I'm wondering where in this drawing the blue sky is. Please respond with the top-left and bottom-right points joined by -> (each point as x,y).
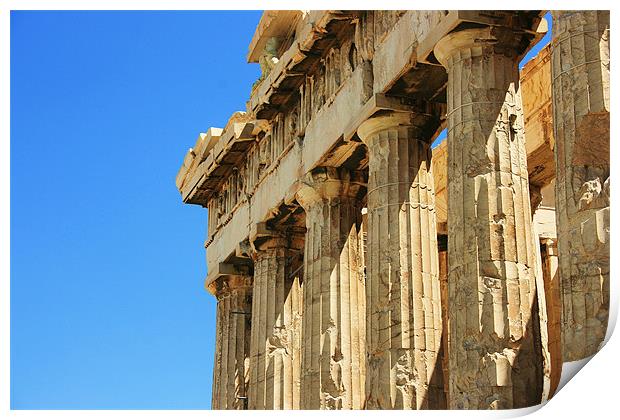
11,10 -> 262,409
10,11 -> 550,409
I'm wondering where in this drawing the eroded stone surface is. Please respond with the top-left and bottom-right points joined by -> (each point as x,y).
551,10 -> 610,362
357,113 -> 445,409
434,27 -> 544,409
248,237 -> 303,409
211,276 -> 253,409
295,167 -> 367,409
175,10 -> 609,411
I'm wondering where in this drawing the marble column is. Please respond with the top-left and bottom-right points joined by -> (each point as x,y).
295,167 -> 366,409
539,238 -> 562,398
248,236 -> 303,409
551,10 -> 610,361
211,276 -> 253,409
357,112 -> 444,409
438,235 -> 449,404
434,27 -> 544,409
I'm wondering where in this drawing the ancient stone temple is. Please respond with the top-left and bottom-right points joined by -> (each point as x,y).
175,10 -> 610,410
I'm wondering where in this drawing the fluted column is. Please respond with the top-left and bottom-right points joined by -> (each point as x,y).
434,27 -> 544,409
248,236 -> 303,409
551,11 -> 610,361
295,167 -> 366,409
211,275 -> 252,409
438,235 -> 449,404
357,112 -> 444,409
539,238 -> 561,398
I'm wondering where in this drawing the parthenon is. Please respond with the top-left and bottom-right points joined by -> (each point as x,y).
175,10 -> 610,410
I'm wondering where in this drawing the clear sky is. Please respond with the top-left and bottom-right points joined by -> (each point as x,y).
10,10 -> 549,409
11,10 -> 262,409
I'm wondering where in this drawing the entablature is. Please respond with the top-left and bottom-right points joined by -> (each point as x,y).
175,128 -> 222,194
248,11 -> 408,122
521,43 -> 555,189
247,10 -> 303,65
176,113 -> 267,207
417,10 -> 548,65
175,9 -> 553,296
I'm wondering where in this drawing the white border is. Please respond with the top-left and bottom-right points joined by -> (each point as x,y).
2,1 -> 618,419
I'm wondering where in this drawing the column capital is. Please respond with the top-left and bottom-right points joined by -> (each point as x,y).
357,111 -> 433,145
210,274 -> 252,299
205,261 -> 253,296
295,166 -> 366,211
434,27 -> 522,68
249,221 -> 304,257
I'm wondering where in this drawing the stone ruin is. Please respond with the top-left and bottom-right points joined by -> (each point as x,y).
175,10 -> 610,410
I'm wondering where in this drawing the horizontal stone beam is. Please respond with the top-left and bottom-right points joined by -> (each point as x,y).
417,10 -> 547,65
204,262 -> 252,296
